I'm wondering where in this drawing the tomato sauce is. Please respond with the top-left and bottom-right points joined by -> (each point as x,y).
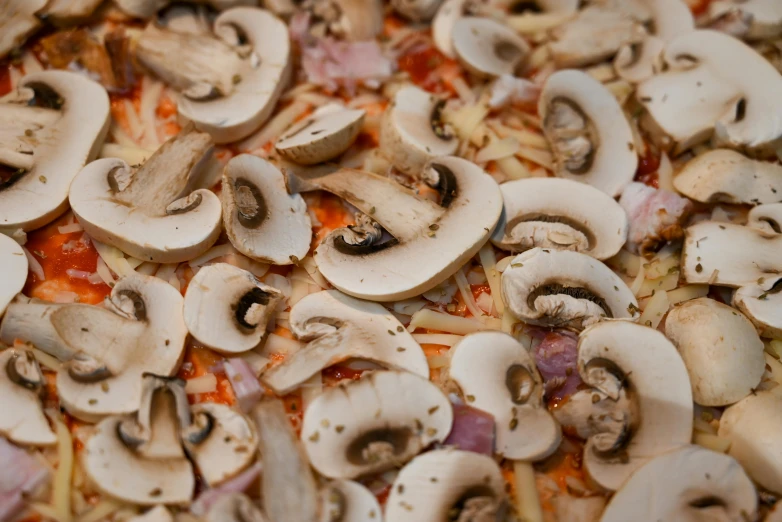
178,342 -> 236,406
0,63 -> 12,97
634,146 -> 661,188
397,45 -> 462,94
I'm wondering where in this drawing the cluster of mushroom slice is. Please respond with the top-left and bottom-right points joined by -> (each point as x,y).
276,105 -> 366,166
0,347 -> 56,446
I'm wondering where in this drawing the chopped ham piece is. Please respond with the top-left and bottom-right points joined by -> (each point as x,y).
532,329 -> 581,400
0,437 -> 51,522
619,182 -> 692,255
443,402 -> 496,455
488,74 -> 541,109
301,38 -> 394,91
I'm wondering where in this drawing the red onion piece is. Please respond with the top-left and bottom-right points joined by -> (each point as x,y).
190,462 -> 262,516
301,38 -> 393,92
0,437 -> 51,522
443,403 -> 495,456
533,330 -> 582,400
224,358 -> 264,413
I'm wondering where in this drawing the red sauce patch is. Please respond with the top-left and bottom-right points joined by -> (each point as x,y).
178,342 -> 236,406
397,45 -> 461,94
322,365 -> 366,385
634,147 -> 661,188
0,63 -> 12,97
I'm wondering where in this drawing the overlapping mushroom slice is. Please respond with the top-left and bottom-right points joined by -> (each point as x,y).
734,276 -> 782,339
0,234 -> 26,317
490,177 -> 628,258
0,348 -> 56,446
501,248 -> 639,329
136,7 -> 291,143
42,0 -> 104,22
116,0 -> 255,18
749,203 -> 782,234
0,71 -> 109,231
286,157 -> 502,300
385,449 -> 508,522
276,107 -> 366,165
261,290 -> 428,394
600,445 -> 757,521
0,0 -> 47,60
127,506 -> 173,522
205,494 -> 266,522
709,0 -> 782,40
391,0 -> 442,22
319,479 -> 382,522
447,332 -> 560,460
221,154 -> 311,265
83,375 -> 258,506
552,321 -> 693,491
451,17 -> 530,78
70,125 -> 222,264
539,70 -> 638,197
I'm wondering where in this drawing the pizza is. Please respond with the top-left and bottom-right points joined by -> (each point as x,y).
1,0 -> 782,521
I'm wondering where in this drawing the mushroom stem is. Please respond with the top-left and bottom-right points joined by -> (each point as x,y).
0,104 -> 60,171
0,300 -> 74,362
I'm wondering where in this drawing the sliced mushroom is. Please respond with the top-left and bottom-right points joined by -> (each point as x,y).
116,0 -> 256,19
647,0 -> 695,42
769,504 -> 782,522
286,157 -> 502,301
734,277 -> 782,338
127,506 -> 173,522
276,108 -> 365,165
709,0 -> 782,40
379,86 -> 458,176
451,17 -> 530,79
0,0 -> 46,60
319,480 -> 382,522
501,248 -> 639,330
749,202 -> 782,234
42,0 -> 104,22
0,235 -> 26,317
262,290 -> 427,394
432,0 -> 469,59
385,449 -> 507,522
0,71 -> 110,231
206,494 -> 266,522
0,297 -> 73,362
391,0 -> 442,22
665,297 -> 765,406
70,125 -> 222,264
491,177 -> 628,259
308,0 -> 385,41
447,331 -> 560,460
0,348 -> 56,446
540,70 -> 638,197
600,445 -> 757,521
553,321 -> 693,491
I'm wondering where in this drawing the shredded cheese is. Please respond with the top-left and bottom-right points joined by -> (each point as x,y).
95,257 -> 116,286
638,289 -> 669,329
513,460 -> 544,522
609,249 -> 642,277
629,257 -> 646,296
23,247 -> 45,280
53,418 -> 74,522
188,243 -> 237,267
427,354 -> 449,369
407,309 -> 485,335
488,121 -> 549,150
185,374 -> 218,394
289,268 -> 311,306
515,146 -> 553,170
476,137 -> 521,163
30,503 -> 65,522
412,333 -> 464,346
693,432 -> 731,453
135,262 -> 159,276
638,272 -> 679,298
454,270 -> 485,319
496,155 -> 531,180
92,240 -> 134,277
75,499 -> 122,522
667,285 -> 709,305
139,76 -> 164,149
31,347 -> 60,370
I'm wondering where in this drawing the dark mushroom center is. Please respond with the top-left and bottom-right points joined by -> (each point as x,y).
528,282 -> 612,318
334,213 -> 399,256
430,100 -> 453,141
447,486 -> 504,522
494,40 -> 522,63
505,364 -> 535,404
6,351 -> 44,393
505,213 -> 595,248
68,353 -> 113,383
323,487 -> 348,522
234,177 -> 268,229
346,428 -> 412,466
117,289 -> 148,321
26,82 -> 65,110
425,163 -> 458,209
235,287 -> 274,329
583,358 -> 637,459
0,167 -> 28,192
509,0 -> 541,14
544,97 -> 597,175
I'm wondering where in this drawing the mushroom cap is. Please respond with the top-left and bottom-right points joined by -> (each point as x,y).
614,35 -> 665,84
206,494 -> 266,522
0,234 -> 27,316
647,0 -> 694,42
384,449 -> 506,522
0,348 -> 56,446
432,0 -> 467,59
539,69 -> 638,197
451,17 -> 530,79
0,71 -> 110,231
319,480 -> 382,522
127,505 -> 173,522
501,247 -> 639,330
43,0 -> 104,22
0,298 -> 74,362
0,0 -> 46,60
748,203 -> 782,234
115,0 -> 256,18
490,177 -> 628,259
331,0 -> 384,41
448,331 -> 561,460
600,445 -> 757,522
665,297 -> 765,406
390,0 -> 441,22
275,108 -> 365,165
221,154 -> 312,265
709,0 -> 782,40
262,290 -> 428,394
734,276 -> 782,338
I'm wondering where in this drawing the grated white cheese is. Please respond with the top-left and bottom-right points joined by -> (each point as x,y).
454,269 -> 484,319
667,285 -> 709,305
412,333 -> 463,347
513,460 -> 544,522
407,309 -> 485,335
475,137 -> 521,164
92,240 -> 134,278
23,247 -> 45,280
185,374 -> 217,394
188,243 -> 237,267
638,289 -> 669,329
479,245 -> 505,315
53,418 -> 73,522
57,223 -> 83,235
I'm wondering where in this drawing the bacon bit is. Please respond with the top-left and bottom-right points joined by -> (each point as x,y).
532,330 -> 582,402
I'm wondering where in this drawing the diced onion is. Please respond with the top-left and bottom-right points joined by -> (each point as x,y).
609,249 -> 642,277
225,358 -> 264,413
475,137 -> 520,163
57,223 -> 83,234
629,257 -> 646,296
638,272 -> 679,298
638,289 -> 669,329
693,432 -> 731,453
644,253 -> 679,279
667,285 -> 709,305
448,103 -> 490,143
23,247 -> 45,280
53,418 -> 73,522
412,333 -> 463,346
185,374 -> 218,394
407,309 -> 484,335
479,245 -> 505,315
513,460 -> 544,522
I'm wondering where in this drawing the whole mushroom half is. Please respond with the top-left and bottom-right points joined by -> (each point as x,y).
319,479 -> 382,522
0,348 -> 56,446
665,297 -> 765,407
734,276 -> 782,339
286,157 -> 502,301
539,70 -> 638,197
136,7 -> 291,143
69,125 -> 222,264
261,290 -> 428,394
447,331 -> 561,460
501,248 -> 639,330
0,71 -> 110,231
276,107 -> 366,166
451,17 -> 530,79
0,234 -> 26,316
490,177 -> 628,259
553,321 -> 693,491
709,0 -> 782,40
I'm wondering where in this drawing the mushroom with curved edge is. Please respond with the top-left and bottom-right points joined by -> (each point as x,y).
391,0 -> 442,22
552,321 -> 693,491
136,7 -> 292,143
379,86 -> 458,176
709,0 -> 782,40
309,0 -> 385,41
206,494 -> 266,522
674,149 -> 782,205
385,449 -> 508,522
276,107 -> 365,165
69,125 -> 222,264
501,248 -> 639,330
319,480 -> 382,522
115,0 -> 256,19
451,17 -> 530,79
0,234 -> 26,317
261,290 -> 428,394
539,70 -> 638,197
719,391 -> 782,495
184,263 -> 283,354
432,0 -> 468,59
447,331 -> 560,461
221,154 -> 312,265
600,445 -> 757,522
734,276 -> 782,338
0,0 -> 46,60
285,157 -> 503,301
127,506 -> 173,522
0,71 -> 110,231
42,0 -> 104,22
665,297 -> 764,407
490,177 -> 628,259
749,203 -> 782,234
0,348 -> 56,446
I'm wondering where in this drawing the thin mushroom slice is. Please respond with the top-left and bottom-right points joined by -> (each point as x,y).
501,248 -> 639,330
206,494 -> 267,522
432,0 -> 469,58
127,506 -> 173,522
0,348 -> 56,446
0,71 -> 110,231
539,70 -> 638,197
261,290 -> 428,394
286,157 -> 502,301
451,17 -> 530,79
0,0 -> 47,60
749,203 -> 782,234
385,449 -> 507,522
41,0 -> 104,22
490,177 -> 628,259
553,321 -> 693,491
734,276 -> 782,338
116,0 -> 256,18
600,445 -> 757,522
319,480 -> 382,522
391,0 -> 442,22
709,0 -> 782,40
184,263 -> 283,354
276,108 -> 365,165
302,370 -> 453,479
0,234 -> 26,317
447,331 -> 560,461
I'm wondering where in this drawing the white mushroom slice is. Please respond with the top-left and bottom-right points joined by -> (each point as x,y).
262,290 -> 428,394
647,0 -> 695,42
710,0 -> 782,40
491,177 -> 628,259
320,0 -> 384,41
0,0 -> 46,60
734,277 -> 782,339
0,234 -> 26,317
276,109 -> 365,165
452,17 -> 530,79
665,298 -> 764,406
206,494 -> 266,522
115,0 -> 256,19
614,36 -> 665,84
379,86 -> 458,176
70,125 -> 222,264
385,449 -> 507,522
0,349 -> 56,446
749,203 -> 782,234
0,71 -> 109,231
432,0 -> 468,59
127,506 -> 173,522
221,154 -> 311,265
0,298 -> 73,362
42,0 -> 104,22
600,445 -> 757,522
319,480 -> 382,522
184,263 -> 282,354
539,70 -> 638,197
447,331 -> 560,460
769,504 -> 782,522
501,248 -> 639,330
674,149 -> 782,205
391,0 -> 442,22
